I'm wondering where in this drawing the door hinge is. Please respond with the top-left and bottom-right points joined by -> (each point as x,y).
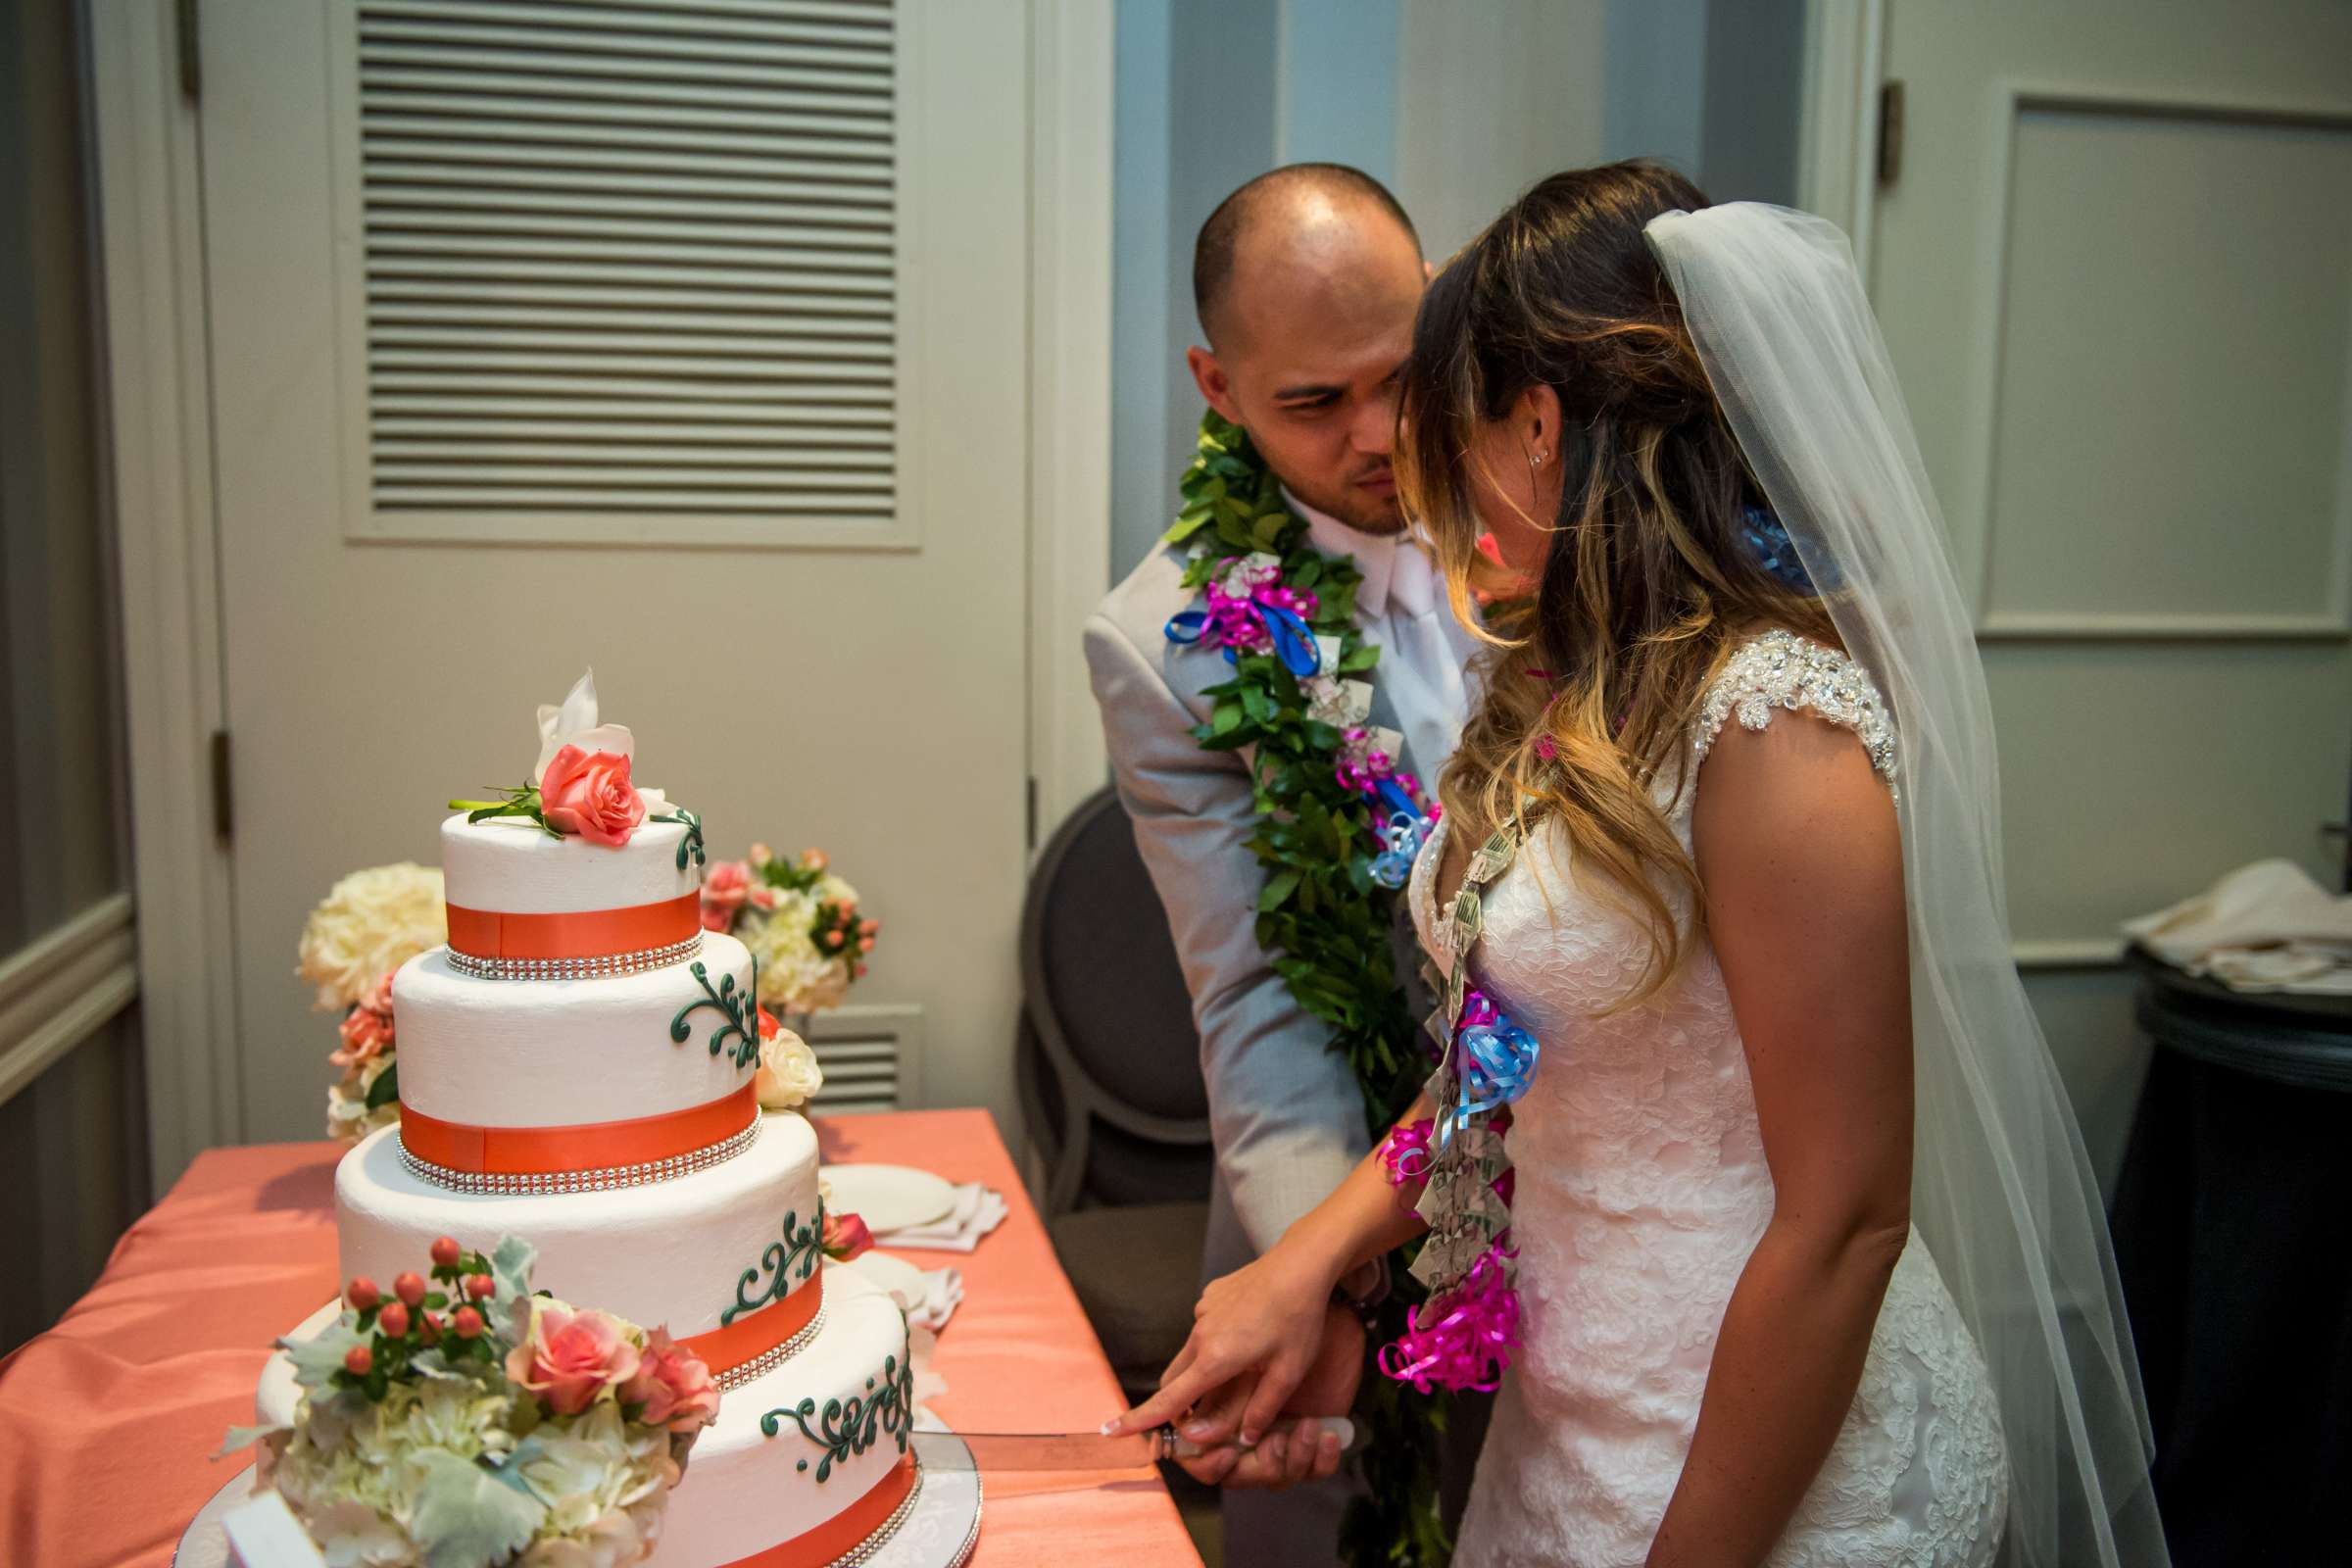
209,728 -> 232,842
1025,776 -> 1040,850
176,0 -> 201,102
1876,79 -> 1905,186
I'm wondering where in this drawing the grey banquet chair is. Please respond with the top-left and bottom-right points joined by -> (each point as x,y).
1016,785 -> 1214,1401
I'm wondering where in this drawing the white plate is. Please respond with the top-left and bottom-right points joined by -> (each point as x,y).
821,1163 -> 957,1233
840,1250 -> 929,1309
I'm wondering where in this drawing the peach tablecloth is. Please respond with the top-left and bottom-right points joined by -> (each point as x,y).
0,1107 -> 1200,1568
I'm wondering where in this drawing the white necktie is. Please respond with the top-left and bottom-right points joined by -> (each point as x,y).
1377,544 -> 1471,784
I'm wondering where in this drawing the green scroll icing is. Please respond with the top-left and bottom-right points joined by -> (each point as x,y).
671,958 -> 760,1068
759,1343 -> 915,1481
720,1201 -> 824,1328
651,808 -> 706,872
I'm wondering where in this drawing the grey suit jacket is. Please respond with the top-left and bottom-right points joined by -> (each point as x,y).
1085,542 -> 1458,1279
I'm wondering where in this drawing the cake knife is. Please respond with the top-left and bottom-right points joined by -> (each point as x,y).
912,1417 -> 1355,1471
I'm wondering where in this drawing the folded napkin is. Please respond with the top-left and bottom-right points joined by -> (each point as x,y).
908,1322 -> 950,1406
2122,858 -> 2352,995
904,1264 -> 964,1330
843,1255 -> 963,1331
871,1182 -> 1007,1252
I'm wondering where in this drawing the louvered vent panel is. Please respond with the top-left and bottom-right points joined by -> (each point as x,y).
355,0 -> 897,517
805,1004 -> 920,1114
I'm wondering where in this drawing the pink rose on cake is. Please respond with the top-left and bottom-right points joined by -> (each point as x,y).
538,744 -> 647,848
701,858 -> 753,931
620,1327 -> 720,1434
507,1299 -> 643,1416
822,1210 -> 873,1262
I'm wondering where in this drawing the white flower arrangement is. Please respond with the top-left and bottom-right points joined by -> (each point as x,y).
298,863 -> 447,1011
699,847 -> 880,1021
300,863 -> 446,1144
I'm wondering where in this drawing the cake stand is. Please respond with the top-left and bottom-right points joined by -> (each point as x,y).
176,1408 -> 982,1568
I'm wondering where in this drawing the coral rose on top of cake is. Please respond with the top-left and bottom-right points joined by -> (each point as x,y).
226,1235 -> 713,1568
701,845 -> 881,1024
299,861 -> 447,1144
449,671 -> 691,851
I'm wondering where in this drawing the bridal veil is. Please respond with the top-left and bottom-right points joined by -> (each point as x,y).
1646,203 -> 2169,1567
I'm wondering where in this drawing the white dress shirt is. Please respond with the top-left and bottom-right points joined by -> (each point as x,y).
1293,493 -> 1481,785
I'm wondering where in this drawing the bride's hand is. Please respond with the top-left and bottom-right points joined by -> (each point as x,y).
1105,1239 -> 1344,1451
1167,1300 -> 1362,1489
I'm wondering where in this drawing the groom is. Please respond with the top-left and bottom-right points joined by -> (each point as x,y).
1084,165 -> 1478,1561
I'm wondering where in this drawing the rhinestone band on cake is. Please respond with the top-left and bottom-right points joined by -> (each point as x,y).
715,1303 -> 831,1393
394,1117 -> 760,1195
445,931 -> 704,981
825,1461 -> 928,1568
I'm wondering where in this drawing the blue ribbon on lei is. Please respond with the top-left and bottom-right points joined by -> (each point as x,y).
1163,601 -> 1321,678
1456,1016 -> 1541,1123
1367,808 -> 1432,890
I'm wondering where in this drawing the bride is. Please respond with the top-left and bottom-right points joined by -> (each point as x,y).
1110,165 -> 2167,1566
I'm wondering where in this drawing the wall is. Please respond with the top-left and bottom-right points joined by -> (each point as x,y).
1396,0 -> 1606,261
0,0 -> 148,1353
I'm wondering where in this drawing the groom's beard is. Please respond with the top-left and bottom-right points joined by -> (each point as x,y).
1286,460 -> 1406,535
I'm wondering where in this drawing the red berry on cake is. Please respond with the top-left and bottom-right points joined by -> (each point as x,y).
430,1236 -> 462,1268
343,1345 -> 372,1375
346,1276 -> 378,1310
377,1300 -> 410,1337
418,1311 -> 442,1344
454,1304 -> 484,1339
393,1271 -> 426,1306
466,1273 -> 494,1300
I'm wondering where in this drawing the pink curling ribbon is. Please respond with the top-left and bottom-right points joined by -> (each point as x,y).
1337,726 -> 1430,827
1379,1119 -> 1435,1188
1165,555 -> 1322,670
1379,1241 -> 1521,1394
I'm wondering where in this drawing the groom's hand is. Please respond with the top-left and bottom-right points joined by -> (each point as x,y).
1174,1302 -> 1363,1490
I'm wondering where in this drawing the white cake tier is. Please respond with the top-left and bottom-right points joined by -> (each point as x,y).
390,934 -> 757,1133
339,1114 -> 821,1348
256,1266 -> 918,1568
649,1267 -> 919,1568
441,808 -> 701,916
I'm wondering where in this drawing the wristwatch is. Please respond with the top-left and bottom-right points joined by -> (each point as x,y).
1332,1256 -> 1390,1327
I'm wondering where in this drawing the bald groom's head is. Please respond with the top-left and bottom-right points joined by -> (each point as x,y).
1185,165 -> 1425,532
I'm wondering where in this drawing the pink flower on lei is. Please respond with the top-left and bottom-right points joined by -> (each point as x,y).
702,859 -> 753,931
619,1326 -> 719,1433
329,972 -> 397,1070
538,744 -> 646,848
505,1300 -> 642,1416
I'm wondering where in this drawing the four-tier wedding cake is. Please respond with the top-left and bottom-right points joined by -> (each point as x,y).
253,680 -> 923,1566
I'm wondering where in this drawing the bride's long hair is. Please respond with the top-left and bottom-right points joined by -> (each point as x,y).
1397,163 -> 1837,1004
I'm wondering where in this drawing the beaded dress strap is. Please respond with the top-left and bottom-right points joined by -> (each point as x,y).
1693,628 -> 1899,792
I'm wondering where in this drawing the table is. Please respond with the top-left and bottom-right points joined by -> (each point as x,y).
2108,951 -> 2352,1566
0,1107 -> 1200,1568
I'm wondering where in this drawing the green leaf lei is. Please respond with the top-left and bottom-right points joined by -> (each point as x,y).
1165,410 -> 1453,1565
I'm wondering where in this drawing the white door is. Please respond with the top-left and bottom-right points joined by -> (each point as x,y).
1857,1 -> 2352,1166
196,0 -> 1033,1141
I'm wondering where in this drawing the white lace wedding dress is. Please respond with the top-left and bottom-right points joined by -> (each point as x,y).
1409,630 -> 2010,1567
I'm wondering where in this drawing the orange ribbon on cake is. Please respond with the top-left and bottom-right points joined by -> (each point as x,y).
398,1084 -> 758,1175
722,1453 -> 919,1567
677,1269 -> 826,1381
444,890 -> 701,961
